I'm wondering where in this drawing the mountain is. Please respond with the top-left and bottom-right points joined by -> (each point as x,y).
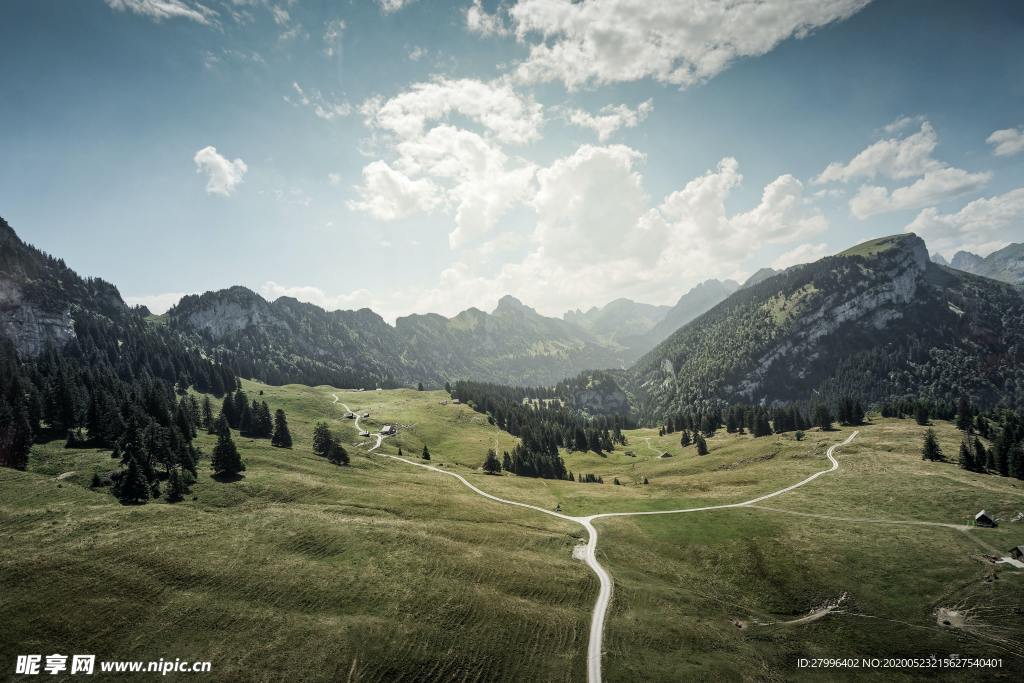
740,267 -> 778,289
165,290 -> 627,388
397,295 -> 627,386
930,252 -> 949,266
948,244 -> 1024,284
632,234 -> 1024,420
639,279 -> 740,350
563,298 -> 670,344
167,286 -> 422,388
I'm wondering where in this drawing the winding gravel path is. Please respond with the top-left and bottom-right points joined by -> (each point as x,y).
331,389 -> 860,683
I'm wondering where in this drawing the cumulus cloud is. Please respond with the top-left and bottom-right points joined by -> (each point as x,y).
771,242 -> 829,270
987,127 -> 1024,157
817,120 -> 991,218
386,150 -> 827,318
466,0 -> 510,36
363,77 -> 543,145
907,187 -> 1024,257
193,146 -> 247,196
505,0 -> 870,89
815,121 -> 942,183
849,167 -> 991,219
347,160 -> 443,220
286,82 -> 352,120
105,0 -> 217,25
350,79 -> 542,244
565,99 -> 653,141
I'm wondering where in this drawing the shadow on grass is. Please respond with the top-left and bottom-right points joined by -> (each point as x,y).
211,472 -> 246,483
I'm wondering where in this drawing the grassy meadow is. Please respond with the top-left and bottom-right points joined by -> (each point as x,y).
2,381 -> 1023,681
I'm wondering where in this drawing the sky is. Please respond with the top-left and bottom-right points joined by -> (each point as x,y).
1,0 -> 1022,321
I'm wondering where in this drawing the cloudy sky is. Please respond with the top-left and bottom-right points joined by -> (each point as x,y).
2,0 -> 1022,320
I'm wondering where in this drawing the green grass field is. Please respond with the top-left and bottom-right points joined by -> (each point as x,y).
3,381 -> 1023,681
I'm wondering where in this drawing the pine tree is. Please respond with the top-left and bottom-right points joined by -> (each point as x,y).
311,422 -> 332,456
201,396 -> 214,430
482,448 -> 501,474
915,403 -> 930,426
695,433 -> 709,455
417,382 -> 424,391
921,429 -> 943,461
271,409 -> 292,448
117,455 -> 150,505
680,430 -> 691,447
956,397 -> 973,431
958,439 -> 974,471
422,445 -> 430,460
165,468 -> 187,502
211,427 -> 244,477
974,439 -> 989,472
444,381 -> 451,394
813,404 -> 833,431
398,446 -> 403,456
327,440 -> 349,466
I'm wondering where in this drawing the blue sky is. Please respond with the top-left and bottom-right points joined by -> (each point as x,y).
1,0 -> 1022,320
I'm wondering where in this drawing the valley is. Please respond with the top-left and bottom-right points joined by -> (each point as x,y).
3,381 -> 1022,681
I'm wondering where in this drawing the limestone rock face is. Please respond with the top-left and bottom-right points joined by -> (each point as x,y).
0,280 -> 75,356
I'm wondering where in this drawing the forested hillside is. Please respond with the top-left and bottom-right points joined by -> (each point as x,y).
632,234 -> 1024,421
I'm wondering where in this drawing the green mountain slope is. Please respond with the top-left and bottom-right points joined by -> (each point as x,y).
631,234 -> 1024,420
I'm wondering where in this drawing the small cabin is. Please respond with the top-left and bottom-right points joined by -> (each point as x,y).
452,399 -> 461,404
380,425 -> 396,435
975,510 -> 997,528
1011,545 -> 1024,561
359,430 -> 370,437
362,412 -> 370,418
345,412 -> 355,419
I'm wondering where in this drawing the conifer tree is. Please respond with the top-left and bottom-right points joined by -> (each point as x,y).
211,426 -> 244,477
311,422 -> 332,456
482,448 -> 502,474
956,397 -> 973,431
165,468 -> 186,503
813,404 -> 833,431
271,409 -> 292,448
921,429 -> 943,461
117,455 -> 151,505
422,445 -> 430,460
974,438 -> 989,472
695,433 -> 709,455
680,430 -> 691,447
958,439 -> 974,471
915,403 -> 930,426
201,396 -> 213,430
417,382 -> 424,391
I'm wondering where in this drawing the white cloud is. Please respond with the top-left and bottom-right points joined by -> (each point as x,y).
565,99 -> 653,141
408,46 -> 427,61
350,79 -> 542,243
987,127 -> 1024,157
816,120 -> 991,219
882,114 -> 924,135
259,282 -> 374,312
105,0 -> 217,25
270,4 -> 289,26
849,167 -> 991,219
193,146 -> 247,196
386,151 -> 827,318
907,187 -> 1024,257
771,242 -> 829,269
124,292 -> 190,314
377,0 -> 416,13
286,82 -> 352,120
346,160 -> 443,220
506,0 -> 870,89
815,121 -> 942,183
364,77 -> 543,145
466,0 -> 510,36
327,172 -> 342,186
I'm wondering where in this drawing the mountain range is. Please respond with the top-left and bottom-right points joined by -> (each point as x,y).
937,243 -> 1024,285
3,215 -> 1022,417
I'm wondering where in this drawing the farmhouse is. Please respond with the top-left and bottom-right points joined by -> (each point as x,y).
1011,545 -> 1024,561
380,425 -> 396,435
359,430 -> 370,437
975,510 -> 997,528
362,412 -> 370,418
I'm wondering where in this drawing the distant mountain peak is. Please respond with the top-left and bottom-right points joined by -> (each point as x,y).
494,294 -> 533,314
